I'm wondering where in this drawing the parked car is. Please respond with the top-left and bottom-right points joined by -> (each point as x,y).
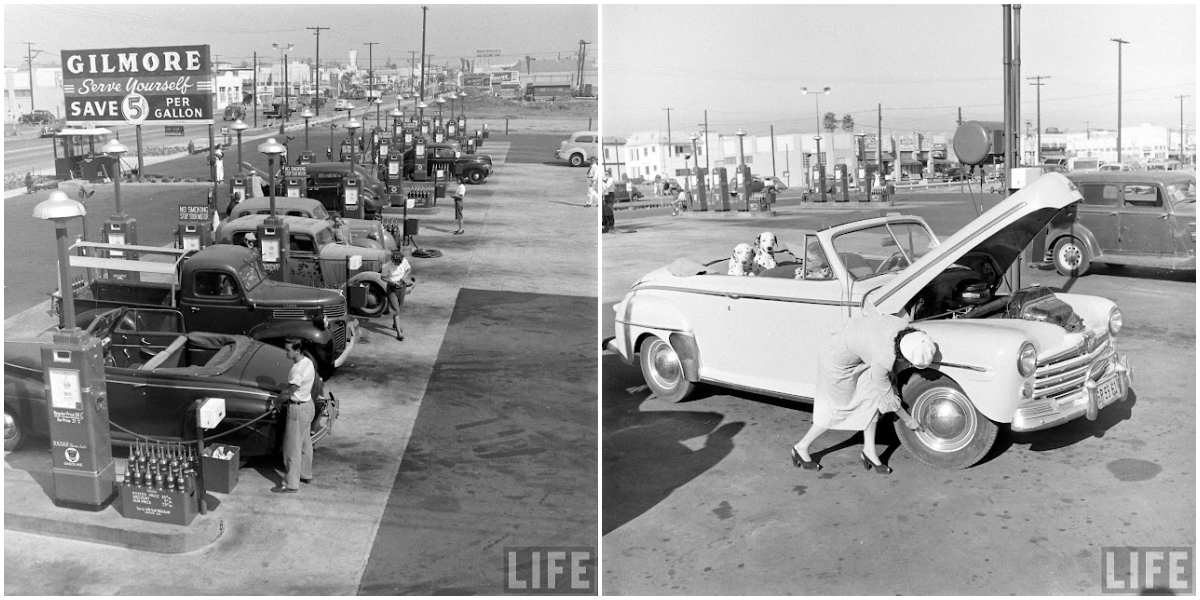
1067,157 -> 1105,173
402,143 -> 493,184
1048,171 -> 1196,276
1043,157 -> 1068,167
1033,163 -> 1068,175
1099,162 -> 1137,172
293,162 -> 392,218
607,173 -> 1131,469
4,306 -> 338,454
223,104 -> 247,121
228,196 -> 397,251
555,131 -> 599,167
334,99 -> 353,111
1146,160 -> 1185,172
18,110 -> 55,124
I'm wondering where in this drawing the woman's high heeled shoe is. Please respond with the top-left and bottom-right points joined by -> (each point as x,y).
791,448 -> 822,471
860,452 -> 892,474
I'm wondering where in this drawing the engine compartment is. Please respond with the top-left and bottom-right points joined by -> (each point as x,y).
905,253 -> 1085,331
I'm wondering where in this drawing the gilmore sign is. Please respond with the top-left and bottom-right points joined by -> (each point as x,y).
61,45 -> 214,126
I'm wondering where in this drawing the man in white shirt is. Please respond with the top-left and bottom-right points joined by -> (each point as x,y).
274,337 -> 316,493
453,177 -> 467,234
381,249 -> 413,341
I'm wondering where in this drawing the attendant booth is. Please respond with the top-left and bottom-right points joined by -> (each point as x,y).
53,128 -> 113,182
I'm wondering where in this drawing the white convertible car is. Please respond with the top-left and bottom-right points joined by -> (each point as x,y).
607,173 -> 1132,469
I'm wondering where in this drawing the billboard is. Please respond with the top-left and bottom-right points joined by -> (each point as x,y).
61,45 -> 214,125
463,74 -> 491,87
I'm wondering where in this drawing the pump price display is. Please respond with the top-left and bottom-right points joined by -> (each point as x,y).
260,238 -> 280,263
48,368 -> 83,410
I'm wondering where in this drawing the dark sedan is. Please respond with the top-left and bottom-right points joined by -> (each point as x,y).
4,307 -> 337,455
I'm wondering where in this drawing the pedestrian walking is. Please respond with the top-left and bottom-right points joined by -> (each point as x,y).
452,177 -> 467,234
274,337 -> 316,493
601,170 -> 617,232
380,249 -> 414,341
24,171 -> 34,195
791,315 -> 930,474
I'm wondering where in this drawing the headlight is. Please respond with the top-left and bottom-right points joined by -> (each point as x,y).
1017,342 -> 1037,377
1108,307 -> 1122,336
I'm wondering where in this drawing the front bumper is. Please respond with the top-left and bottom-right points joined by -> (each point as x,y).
333,318 -> 359,369
1011,352 -> 1132,432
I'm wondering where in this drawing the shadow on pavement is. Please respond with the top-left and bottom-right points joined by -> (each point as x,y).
602,354 -> 744,535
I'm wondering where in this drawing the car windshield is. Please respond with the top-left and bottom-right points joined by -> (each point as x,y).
832,222 -> 938,281
1166,180 -> 1196,205
239,261 -> 266,290
314,228 -> 335,246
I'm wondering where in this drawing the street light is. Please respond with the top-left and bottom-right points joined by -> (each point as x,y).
34,190 -> 87,330
272,42 -> 294,136
436,96 -> 447,121
1111,38 -> 1130,163
374,97 -> 384,130
801,86 -> 832,190
299,108 -> 314,153
416,101 -> 428,133
231,119 -> 249,175
100,138 -> 128,216
735,130 -> 749,210
258,137 -> 286,219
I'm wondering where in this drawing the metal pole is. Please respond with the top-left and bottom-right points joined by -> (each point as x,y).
54,222 -> 74,330
236,130 -> 244,175
703,110 -> 711,189
770,125 -> 777,178
420,6 -> 428,102
208,124 -> 218,212
26,43 -> 36,115
1179,95 -> 1191,160
1112,38 -> 1130,163
136,125 -> 144,182
253,52 -> 258,128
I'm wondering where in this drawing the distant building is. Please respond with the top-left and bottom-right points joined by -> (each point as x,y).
4,65 -> 64,122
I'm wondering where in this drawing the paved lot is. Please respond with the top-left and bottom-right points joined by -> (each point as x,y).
601,193 -> 1195,595
4,134 -> 599,594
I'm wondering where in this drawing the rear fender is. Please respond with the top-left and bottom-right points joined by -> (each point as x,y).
1046,222 -> 1102,260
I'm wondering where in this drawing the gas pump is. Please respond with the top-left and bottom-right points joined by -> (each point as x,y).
467,138 -> 477,154
385,151 -> 404,207
339,139 -> 353,163
228,174 -> 252,203
283,166 -> 308,198
297,150 -> 315,165
834,164 -> 850,202
342,174 -> 365,219
473,130 -> 484,149
42,328 -> 116,510
447,120 -> 458,138
433,115 -> 443,131
811,165 -> 827,202
102,218 -> 139,282
377,132 -> 392,165
177,204 -> 214,252
401,126 -> 415,154
434,126 -> 445,144
420,118 -> 431,136
714,167 -> 731,212
859,164 -> 876,200
255,220 -> 290,279
456,115 -> 467,135
735,164 -> 752,210
411,137 -> 429,182
482,124 -> 490,140
692,166 -> 709,211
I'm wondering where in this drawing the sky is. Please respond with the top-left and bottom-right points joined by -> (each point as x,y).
4,3 -> 598,71
603,3 -> 1197,139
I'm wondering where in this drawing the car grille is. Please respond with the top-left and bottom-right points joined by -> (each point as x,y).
325,303 -> 348,353
1033,333 -> 1113,402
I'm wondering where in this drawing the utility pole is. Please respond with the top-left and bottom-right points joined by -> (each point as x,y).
770,125 -> 777,178
1176,94 -> 1190,160
420,5 -> 429,102
308,26 -> 329,116
253,52 -> 258,128
1111,37 -> 1130,163
408,51 -> 418,96
663,108 -> 672,160
703,110 -> 710,186
576,40 -> 590,97
1027,75 -> 1050,164
364,42 -> 378,101
958,107 -> 962,127
877,104 -> 883,183
24,43 -> 40,114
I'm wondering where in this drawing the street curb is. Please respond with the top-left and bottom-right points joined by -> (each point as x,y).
4,471 -> 226,554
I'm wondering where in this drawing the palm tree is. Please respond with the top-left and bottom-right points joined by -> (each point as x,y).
840,114 -> 855,133
823,112 -> 838,164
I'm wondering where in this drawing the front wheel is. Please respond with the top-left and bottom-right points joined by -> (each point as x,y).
5,409 -> 26,452
354,282 -> 389,319
894,372 -> 997,469
1053,237 -> 1092,277
638,337 -> 695,403
467,169 -> 486,184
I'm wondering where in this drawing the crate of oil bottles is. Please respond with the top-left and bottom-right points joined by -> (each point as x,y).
119,441 -> 200,526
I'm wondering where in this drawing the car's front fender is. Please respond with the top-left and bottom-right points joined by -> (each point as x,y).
907,321 -> 1034,423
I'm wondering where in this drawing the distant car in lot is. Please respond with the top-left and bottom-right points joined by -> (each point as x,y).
38,123 -> 63,138
4,307 -> 337,455
1043,157 -> 1068,167
1033,163 -> 1068,175
555,131 -> 599,167
223,104 -> 247,121
334,99 -> 353,111
1068,157 -> 1105,173
228,196 -> 397,251
18,110 -> 55,124
1099,162 -> 1136,172
1048,171 -> 1196,276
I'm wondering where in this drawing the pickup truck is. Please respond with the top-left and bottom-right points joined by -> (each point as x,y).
215,215 -> 400,318
53,241 -> 357,377
403,143 -> 493,184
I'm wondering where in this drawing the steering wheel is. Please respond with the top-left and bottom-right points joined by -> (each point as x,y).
875,251 -> 910,274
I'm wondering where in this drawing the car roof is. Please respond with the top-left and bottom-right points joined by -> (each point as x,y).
1066,171 -> 1194,185
235,197 -> 325,213
220,214 -> 331,234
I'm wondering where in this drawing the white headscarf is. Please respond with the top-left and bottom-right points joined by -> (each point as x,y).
899,330 -> 937,368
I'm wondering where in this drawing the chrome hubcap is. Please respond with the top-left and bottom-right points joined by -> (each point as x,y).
912,388 -> 976,453
4,413 -> 16,441
1059,244 -> 1082,268
649,341 -> 682,388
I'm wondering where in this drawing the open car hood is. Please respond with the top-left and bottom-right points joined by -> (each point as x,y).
866,172 -> 1083,316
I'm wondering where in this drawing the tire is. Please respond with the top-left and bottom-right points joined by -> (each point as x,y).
5,409 -> 25,452
894,372 -> 997,469
638,336 -> 695,403
467,169 -> 486,184
1053,237 -> 1091,277
354,282 -> 389,319
569,153 -> 585,167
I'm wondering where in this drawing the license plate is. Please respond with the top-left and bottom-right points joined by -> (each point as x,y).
1091,374 -> 1122,407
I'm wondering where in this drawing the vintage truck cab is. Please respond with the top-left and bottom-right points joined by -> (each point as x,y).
215,214 -> 398,318
54,242 -> 357,376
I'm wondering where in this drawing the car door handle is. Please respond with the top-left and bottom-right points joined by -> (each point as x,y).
1158,214 -> 1169,220
189,306 -> 201,312
140,339 -> 152,346
726,293 -> 741,299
